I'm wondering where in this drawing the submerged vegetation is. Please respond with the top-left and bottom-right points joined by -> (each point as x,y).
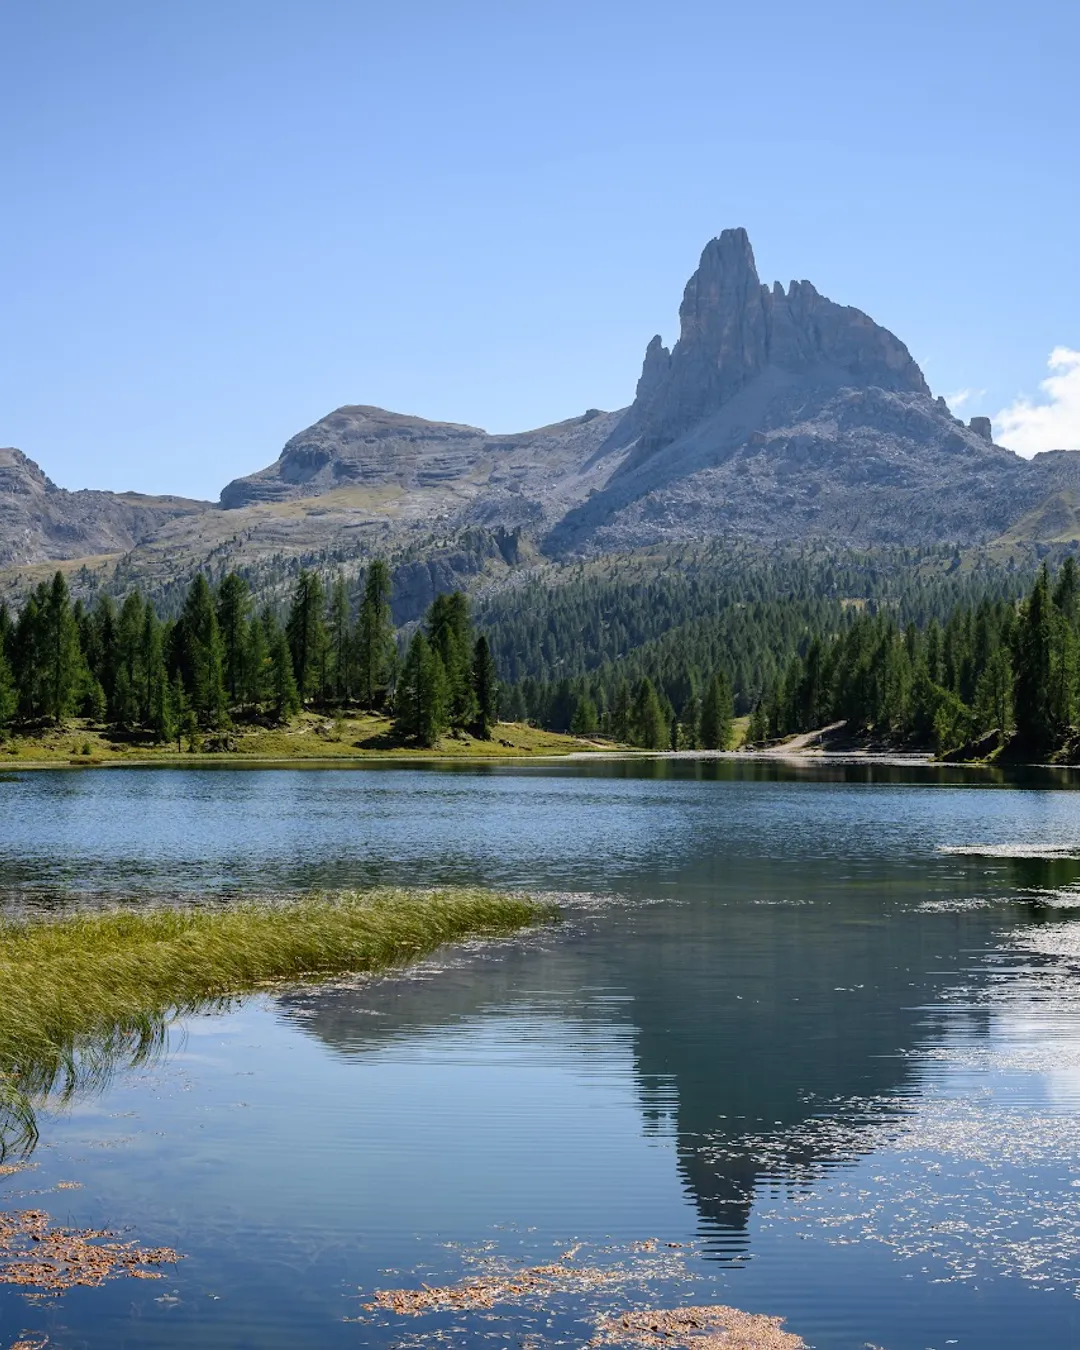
0,888 -> 547,1156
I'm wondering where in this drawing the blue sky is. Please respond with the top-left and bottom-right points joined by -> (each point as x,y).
2,0 -> 1077,500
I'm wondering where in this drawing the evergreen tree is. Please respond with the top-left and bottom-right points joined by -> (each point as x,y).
974,643 -> 1013,737
680,693 -> 701,750
178,574 -> 227,729
40,572 -> 83,725
244,611 -> 271,710
570,693 -> 598,736
328,574 -> 352,704
269,626 -> 301,722
632,676 -> 667,749
1014,566 -> 1056,749
471,633 -> 498,738
142,607 -> 172,741
428,592 -> 475,728
286,570 -> 328,703
746,702 -> 769,744
355,561 -> 395,709
700,670 -> 734,750
395,632 -> 448,746
113,591 -> 145,727
611,679 -> 632,743
216,573 -> 251,708
0,643 -> 15,732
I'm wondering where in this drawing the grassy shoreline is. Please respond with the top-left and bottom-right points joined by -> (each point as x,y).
0,713 -> 608,768
0,888 -> 550,1155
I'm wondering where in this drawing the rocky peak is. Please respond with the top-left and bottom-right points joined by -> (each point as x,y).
0,447 -> 57,497
969,416 -> 994,442
621,227 -> 930,456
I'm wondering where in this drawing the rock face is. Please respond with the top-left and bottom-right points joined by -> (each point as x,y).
0,448 -> 209,569
6,226 -> 1080,587
616,228 -> 928,461
547,229 -> 1077,552
219,403 -> 627,526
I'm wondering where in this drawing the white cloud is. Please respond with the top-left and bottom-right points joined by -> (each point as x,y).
995,348 -> 1080,457
944,387 -> 985,412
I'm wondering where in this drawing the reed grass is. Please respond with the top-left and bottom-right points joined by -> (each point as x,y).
0,888 -> 547,1157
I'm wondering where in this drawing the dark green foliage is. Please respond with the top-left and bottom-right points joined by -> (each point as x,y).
472,634 -> 498,739
286,571 -> 328,703
355,561 -> 395,710
216,573 -> 251,707
428,592 -> 476,729
632,677 -> 667,749
176,575 -> 227,729
1014,566 -> 1055,750
394,632 -> 448,747
700,671 -> 734,750
328,574 -> 352,704
269,622 -> 301,722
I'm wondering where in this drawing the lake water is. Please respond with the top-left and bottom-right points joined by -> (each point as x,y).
4,760 -> 1080,1348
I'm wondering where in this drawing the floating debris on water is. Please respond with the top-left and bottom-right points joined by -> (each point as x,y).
359,1237 -> 748,1346
589,1304 -> 805,1348
0,1207 -> 182,1294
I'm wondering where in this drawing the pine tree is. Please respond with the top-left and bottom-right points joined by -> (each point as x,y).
286,571 -> 328,704
170,672 -> 189,753
395,632 -> 448,746
746,702 -> 769,744
680,693 -> 701,750
974,643 -> 1013,737
472,633 -> 498,738
428,592 -> 475,728
142,607 -> 172,741
328,573 -> 352,704
0,643 -> 15,732
570,693 -> 598,736
355,561 -> 396,710
611,679 -> 632,742
269,627 -> 301,722
1014,566 -> 1056,749
700,671 -> 734,750
40,573 -> 83,725
113,590 -> 145,728
632,677 -> 666,749
244,612 -> 270,710
178,575 -> 227,729
217,573 -> 251,708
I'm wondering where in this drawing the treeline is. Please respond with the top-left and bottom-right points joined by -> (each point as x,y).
748,559 -> 1080,755
481,546 -> 1032,745
0,564 -> 498,749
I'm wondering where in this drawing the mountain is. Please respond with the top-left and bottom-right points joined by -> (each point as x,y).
548,229 -> 1071,551
0,448 -> 209,569
3,227 -> 1080,599
216,227 -> 1080,558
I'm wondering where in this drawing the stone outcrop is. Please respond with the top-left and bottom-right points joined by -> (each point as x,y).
6,226 -> 1080,587
0,448 -> 209,569
615,228 -> 928,463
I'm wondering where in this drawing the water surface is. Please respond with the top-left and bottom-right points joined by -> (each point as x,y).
3,760 -> 1080,1348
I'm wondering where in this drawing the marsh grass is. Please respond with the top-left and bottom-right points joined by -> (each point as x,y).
0,888 -> 547,1157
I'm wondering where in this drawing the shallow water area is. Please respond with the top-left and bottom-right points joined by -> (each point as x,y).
5,759 -> 1080,1347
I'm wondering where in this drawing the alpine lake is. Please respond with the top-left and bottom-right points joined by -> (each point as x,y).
3,757 -> 1080,1349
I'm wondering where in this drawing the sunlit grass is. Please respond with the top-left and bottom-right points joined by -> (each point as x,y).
0,888 -> 548,1157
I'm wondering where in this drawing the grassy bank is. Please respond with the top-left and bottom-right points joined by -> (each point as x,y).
0,888 -> 549,1155
0,714 -> 606,766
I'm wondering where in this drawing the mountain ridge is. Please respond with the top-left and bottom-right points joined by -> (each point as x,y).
4,228 -> 1080,594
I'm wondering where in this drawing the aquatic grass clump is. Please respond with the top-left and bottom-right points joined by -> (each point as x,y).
0,887 -> 547,1156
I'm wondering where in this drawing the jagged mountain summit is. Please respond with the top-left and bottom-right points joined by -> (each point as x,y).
549,228 -> 1070,551
218,227 -> 1079,559
3,227 -> 1080,594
